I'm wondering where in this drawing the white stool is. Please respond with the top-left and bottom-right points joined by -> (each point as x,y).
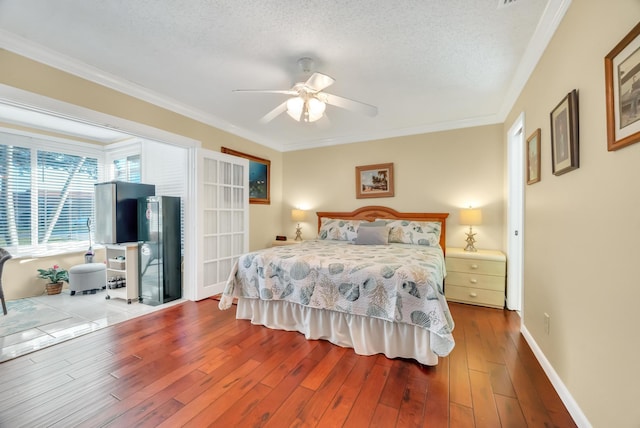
69,263 -> 106,295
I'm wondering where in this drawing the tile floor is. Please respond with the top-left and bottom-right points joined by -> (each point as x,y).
0,288 -> 184,363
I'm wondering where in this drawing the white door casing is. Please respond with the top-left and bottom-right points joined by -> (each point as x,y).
507,112 -> 525,312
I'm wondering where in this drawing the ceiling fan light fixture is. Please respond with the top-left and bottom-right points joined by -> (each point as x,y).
236,58 -> 377,124
286,96 -> 326,122
286,97 -> 304,121
307,97 -> 326,121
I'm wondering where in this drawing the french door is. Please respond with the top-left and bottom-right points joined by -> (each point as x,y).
195,149 -> 249,300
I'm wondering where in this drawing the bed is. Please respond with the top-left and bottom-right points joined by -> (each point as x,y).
218,206 -> 455,365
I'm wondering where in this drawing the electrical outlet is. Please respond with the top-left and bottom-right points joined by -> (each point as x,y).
544,313 -> 550,334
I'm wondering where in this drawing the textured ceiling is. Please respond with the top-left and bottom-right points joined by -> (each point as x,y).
0,0 -> 565,151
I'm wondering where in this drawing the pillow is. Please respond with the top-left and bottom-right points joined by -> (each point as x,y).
376,219 -> 441,246
318,218 -> 362,241
355,226 -> 389,245
358,220 -> 388,228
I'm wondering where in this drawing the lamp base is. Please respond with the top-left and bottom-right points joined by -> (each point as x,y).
463,227 -> 478,252
295,224 -> 302,241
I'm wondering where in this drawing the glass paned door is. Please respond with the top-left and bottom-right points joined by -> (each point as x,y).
196,149 -> 248,300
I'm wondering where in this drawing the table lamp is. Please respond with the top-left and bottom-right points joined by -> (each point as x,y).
459,207 -> 482,252
291,209 -> 306,241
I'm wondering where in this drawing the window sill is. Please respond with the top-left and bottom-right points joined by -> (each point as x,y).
8,244 -> 104,260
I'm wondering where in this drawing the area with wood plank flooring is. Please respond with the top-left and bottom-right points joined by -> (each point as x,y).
0,298 -> 576,427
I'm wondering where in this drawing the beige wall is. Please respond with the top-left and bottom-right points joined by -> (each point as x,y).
4,249 -> 104,300
504,1 -> 640,426
282,125 -> 505,251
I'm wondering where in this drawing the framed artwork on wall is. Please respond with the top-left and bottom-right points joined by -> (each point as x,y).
221,147 -> 270,204
526,128 -> 541,185
605,22 -> 640,151
550,89 -> 579,176
355,163 -> 394,199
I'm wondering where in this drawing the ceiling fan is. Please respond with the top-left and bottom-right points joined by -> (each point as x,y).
233,58 -> 378,124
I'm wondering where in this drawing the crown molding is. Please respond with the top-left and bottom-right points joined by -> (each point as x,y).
497,0 -> 572,121
0,0 -> 568,155
280,113 -> 502,152
0,84 -> 203,149
0,29 -> 286,152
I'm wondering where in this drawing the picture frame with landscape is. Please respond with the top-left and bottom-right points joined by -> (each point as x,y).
605,22 -> 640,151
550,90 -> 579,176
355,163 -> 394,199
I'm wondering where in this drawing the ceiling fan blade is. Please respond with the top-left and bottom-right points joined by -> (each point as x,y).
233,89 -> 298,95
320,92 -> 378,117
259,101 -> 288,124
304,72 -> 335,92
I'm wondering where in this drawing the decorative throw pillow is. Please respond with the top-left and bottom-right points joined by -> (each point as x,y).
358,220 -> 388,228
318,218 -> 362,241
376,219 -> 441,246
355,226 -> 389,245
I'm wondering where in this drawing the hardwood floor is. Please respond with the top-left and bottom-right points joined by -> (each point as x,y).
0,299 -> 576,427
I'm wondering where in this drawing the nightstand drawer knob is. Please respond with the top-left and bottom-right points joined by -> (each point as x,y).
470,264 -> 479,269
470,279 -> 477,284
469,292 -> 478,298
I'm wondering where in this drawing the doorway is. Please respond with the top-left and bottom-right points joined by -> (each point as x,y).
507,113 -> 524,312
0,85 -> 200,300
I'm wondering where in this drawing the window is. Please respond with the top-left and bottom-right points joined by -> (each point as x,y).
0,133 -> 102,253
0,145 -> 31,246
112,154 -> 141,182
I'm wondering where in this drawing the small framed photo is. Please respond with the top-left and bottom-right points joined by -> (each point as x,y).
526,128 -> 541,185
550,90 -> 579,176
605,22 -> 640,151
221,147 -> 270,204
355,163 -> 394,199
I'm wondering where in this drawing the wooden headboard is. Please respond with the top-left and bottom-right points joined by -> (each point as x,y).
316,206 -> 449,251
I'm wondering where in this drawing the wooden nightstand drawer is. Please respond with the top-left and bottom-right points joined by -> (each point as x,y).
445,258 -> 505,276
445,247 -> 506,309
445,284 -> 504,308
446,271 -> 505,292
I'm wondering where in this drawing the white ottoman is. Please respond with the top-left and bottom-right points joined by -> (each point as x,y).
69,263 -> 106,295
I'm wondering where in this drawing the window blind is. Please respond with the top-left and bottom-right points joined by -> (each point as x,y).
0,144 -> 31,247
37,150 -> 98,244
0,135 -> 101,252
113,154 -> 141,182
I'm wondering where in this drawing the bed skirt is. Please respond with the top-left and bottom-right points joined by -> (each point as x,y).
235,297 -> 439,366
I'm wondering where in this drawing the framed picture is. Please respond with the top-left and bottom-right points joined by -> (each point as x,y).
355,163 -> 394,199
605,22 -> 640,151
221,147 -> 270,204
526,128 -> 541,185
550,90 -> 579,176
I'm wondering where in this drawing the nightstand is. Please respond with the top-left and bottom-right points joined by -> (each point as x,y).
271,239 -> 302,247
445,247 -> 506,309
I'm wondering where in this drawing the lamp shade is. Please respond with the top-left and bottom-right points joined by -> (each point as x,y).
459,208 -> 482,226
306,97 -> 326,121
291,209 -> 306,222
286,97 -> 326,122
286,97 -> 304,121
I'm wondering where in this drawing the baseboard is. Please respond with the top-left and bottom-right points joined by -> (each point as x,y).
520,323 -> 592,428
210,294 -> 237,305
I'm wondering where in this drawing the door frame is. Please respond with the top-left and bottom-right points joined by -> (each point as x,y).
0,85 -> 202,301
507,112 -> 525,313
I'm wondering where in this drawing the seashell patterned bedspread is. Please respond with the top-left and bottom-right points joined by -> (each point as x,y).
219,240 -> 455,356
